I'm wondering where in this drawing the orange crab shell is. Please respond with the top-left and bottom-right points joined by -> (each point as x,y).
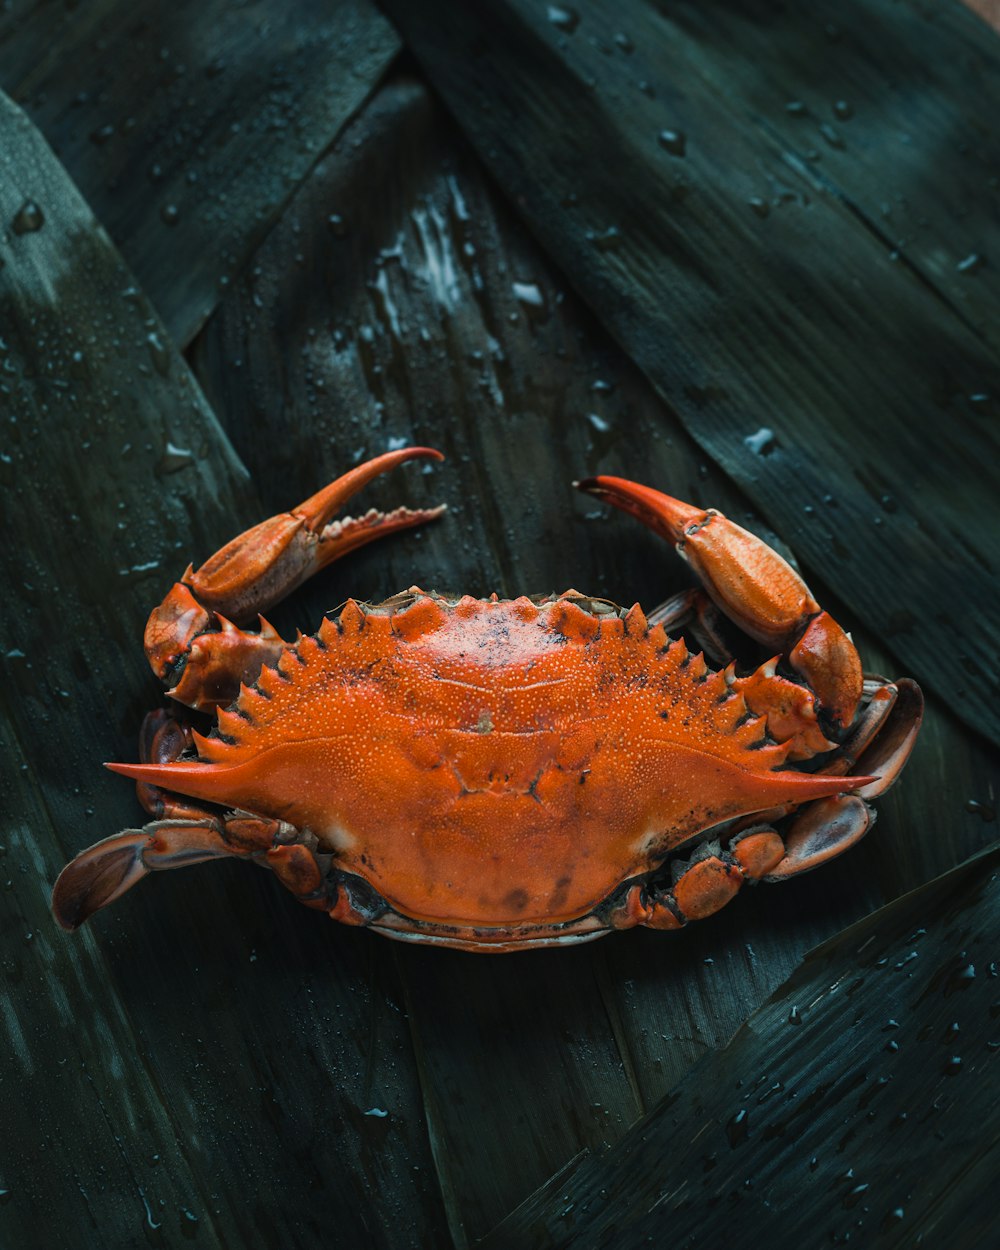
111,591 -> 858,931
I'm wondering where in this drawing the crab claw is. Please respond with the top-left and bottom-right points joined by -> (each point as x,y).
145,447 -> 445,682
185,446 -> 444,624
577,476 -> 862,735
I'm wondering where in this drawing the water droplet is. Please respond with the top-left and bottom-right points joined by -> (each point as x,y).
833,100 -> 854,120
512,280 -> 547,316
146,333 -> 170,376
90,123 -> 115,145
0,1188 -> 11,1206
587,412 -> 611,433
657,129 -> 687,157
159,442 -> 194,473
786,100 -> 807,116
327,213 -> 348,237
11,201 -> 44,235
788,1005 -> 802,1026
966,799 -> 996,821
160,203 -> 181,226
587,226 -> 623,252
943,1055 -> 962,1074
749,197 -> 770,219
364,1106 -> 389,1118
614,32 -> 634,53
744,427 -> 776,456
880,1208 -> 905,1232
820,123 -> 845,150
547,5 -> 579,32
726,1108 -> 749,1147
859,1076 -> 891,1109
957,253 -> 985,274
757,1081 -> 783,1105
842,1182 -> 870,1209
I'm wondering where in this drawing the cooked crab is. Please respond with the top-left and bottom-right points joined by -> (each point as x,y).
52,448 -> 922,951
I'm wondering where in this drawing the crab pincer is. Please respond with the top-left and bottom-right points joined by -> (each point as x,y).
576,477 -> 862,739
145,446 -> 445,712
577,474 -> 922,888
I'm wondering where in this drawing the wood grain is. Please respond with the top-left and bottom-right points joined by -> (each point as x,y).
190,77 -> 999,1242
0,0 -> 399,346
0,91 -> 448,1250
486,844 -> 1000,1249
379,0 -> 1000,747
2,3 -> 998,1245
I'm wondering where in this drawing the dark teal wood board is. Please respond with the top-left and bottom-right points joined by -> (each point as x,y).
1,2 -> 998,1246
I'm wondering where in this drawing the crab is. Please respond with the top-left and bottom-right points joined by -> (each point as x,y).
52,448 -> 922,951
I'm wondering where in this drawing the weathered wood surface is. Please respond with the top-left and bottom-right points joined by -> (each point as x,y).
381,0 -> 1000,748
190,74 -> 999,1243
0,91 -> 449,1250
0,0 -> 399,345
486,844 -> 1000,1250
1,2 -> 998,1247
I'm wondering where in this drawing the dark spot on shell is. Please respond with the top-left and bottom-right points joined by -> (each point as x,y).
503,888 -> 530,914
549,876 -> 573,911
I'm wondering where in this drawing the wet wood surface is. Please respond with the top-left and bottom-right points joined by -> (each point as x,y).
383,0 -> 1000,748
0,0 -> 398,345
1,3 -> 998,1247
487,845 -> 1000,1250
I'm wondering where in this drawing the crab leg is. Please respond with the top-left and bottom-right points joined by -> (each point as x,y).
51,812 -> 332,931
645,587 -> 731,666
146,447 -> 445,711
607,675 -> 923,932
577,477 -> 862,742
134,709 -> 209,821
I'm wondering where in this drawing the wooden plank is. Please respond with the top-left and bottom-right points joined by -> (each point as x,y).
642,0 -> 1000,347
486,843 -> 1000,1249
0,0 -> 399,346
0,92 -> 448,1250
379,0 -> 1000,748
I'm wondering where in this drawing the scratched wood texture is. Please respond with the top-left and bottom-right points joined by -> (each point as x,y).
0,0 -> 399,346
382,0 -> 1000,750
1,2 -> 998,1248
